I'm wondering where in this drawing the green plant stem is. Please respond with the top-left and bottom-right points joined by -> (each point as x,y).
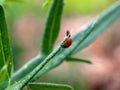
11,0 -> 64,84
7,37 -> 67,90
32,0 -> 120,81
11,0 -> 120,83
11,55 -> 45,84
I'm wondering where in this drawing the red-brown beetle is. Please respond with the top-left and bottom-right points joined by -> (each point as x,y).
62,30 -> 72,48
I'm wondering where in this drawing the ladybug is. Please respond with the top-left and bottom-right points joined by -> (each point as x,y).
62,30 -> 72,48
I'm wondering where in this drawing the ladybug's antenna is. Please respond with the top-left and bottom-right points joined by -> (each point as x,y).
66,30 -> 70,36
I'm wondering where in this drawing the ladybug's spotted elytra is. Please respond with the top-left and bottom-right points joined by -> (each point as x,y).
62,30 -> 72,48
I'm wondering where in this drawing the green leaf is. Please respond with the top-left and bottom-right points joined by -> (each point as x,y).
41,0 -> 64,54
0,65 -> 8,83
66,57 -> 92,64
0,65 -> 8,90
71,1 -> 120,54
29,82 -> 74,90
0,5 -> 13,88
32,1 -> 120,81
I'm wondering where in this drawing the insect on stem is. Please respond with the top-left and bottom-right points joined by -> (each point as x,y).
62,30 -> 72,48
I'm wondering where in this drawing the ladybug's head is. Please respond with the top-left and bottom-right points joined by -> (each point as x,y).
66,30 -> 71,38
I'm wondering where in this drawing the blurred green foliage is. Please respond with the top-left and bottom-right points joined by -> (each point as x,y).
0,0 -> 116,18
64,0 -> 115,15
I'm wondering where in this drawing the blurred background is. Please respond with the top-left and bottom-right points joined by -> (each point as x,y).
1,0 -> 120,90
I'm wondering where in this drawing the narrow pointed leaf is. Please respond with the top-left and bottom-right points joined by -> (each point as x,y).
71,1 -> 120,54
41,0 -> 64,54
0,5 -> 13,89
29,82 -> 74,90
66,57 -> 92,64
